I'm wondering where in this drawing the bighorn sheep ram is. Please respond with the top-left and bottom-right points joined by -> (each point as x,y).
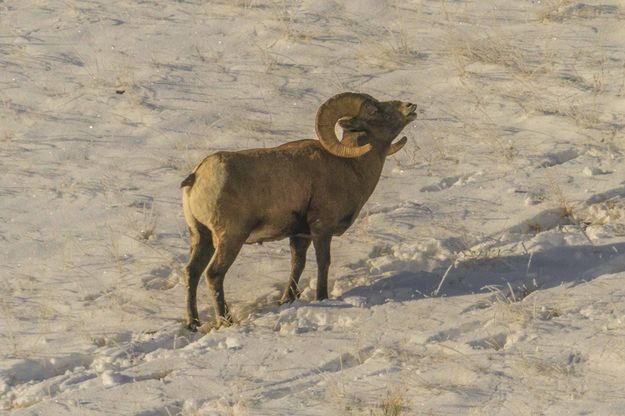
181,92 -> 417,330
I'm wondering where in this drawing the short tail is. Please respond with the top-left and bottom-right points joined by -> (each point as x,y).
180,172 -> 196,188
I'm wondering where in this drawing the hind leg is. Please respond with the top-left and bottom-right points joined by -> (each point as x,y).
280,236 -> 311,304
184,226 -> 214,331
204,234 -> 246,327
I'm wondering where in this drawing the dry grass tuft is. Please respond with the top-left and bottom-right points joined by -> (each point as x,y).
537,0 -> 574,22
373,388 -> 407,416
448,34 -> 544,77
128,204 -> 159,241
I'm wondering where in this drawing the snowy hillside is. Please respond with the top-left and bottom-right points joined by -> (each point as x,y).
2,0 -> 625,414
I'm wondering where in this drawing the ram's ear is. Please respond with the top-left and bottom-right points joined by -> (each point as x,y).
337,116 -> 367,132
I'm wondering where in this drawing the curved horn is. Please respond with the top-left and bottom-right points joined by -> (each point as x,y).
315,92 -> 372,158
387,136 -> 408,156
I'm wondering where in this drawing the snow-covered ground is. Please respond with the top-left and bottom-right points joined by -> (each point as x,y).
2,0 -> 625,414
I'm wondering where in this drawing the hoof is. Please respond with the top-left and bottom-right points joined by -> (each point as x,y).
278,297 -> 294,305
279,290 -> 300,305
186,320 -> 200,332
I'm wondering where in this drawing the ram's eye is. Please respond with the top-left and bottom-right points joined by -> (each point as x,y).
362,102 -> 378,116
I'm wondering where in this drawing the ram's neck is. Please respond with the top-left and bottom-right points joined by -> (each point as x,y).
342,132 -> 388,200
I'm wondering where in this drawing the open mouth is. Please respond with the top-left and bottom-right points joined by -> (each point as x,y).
406,103 -> 418,118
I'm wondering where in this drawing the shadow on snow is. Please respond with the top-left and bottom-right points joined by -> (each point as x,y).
340,242 -> 625,306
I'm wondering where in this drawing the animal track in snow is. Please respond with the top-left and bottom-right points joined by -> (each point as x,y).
142,265 -> 179,290
317,347 -> 375,373
256,346 -> 375,403
467,332 -> 509,350
420,173 -> 480,193
551,3 -> 621,22
360,200 -> 432,221
507,207 -> 573,235
538,149 -> 579,168
426,321 -> 482,343
272,303 -> 358,335
0,354 -> 96,409
1,353 -> 94,387
0,325 -> 196,410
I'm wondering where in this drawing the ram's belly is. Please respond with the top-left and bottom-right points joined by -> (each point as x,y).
245,213 -> 310,244
245,227 -> 288,244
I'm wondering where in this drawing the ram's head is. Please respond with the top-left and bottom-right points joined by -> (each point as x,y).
315,92 -> 418,158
